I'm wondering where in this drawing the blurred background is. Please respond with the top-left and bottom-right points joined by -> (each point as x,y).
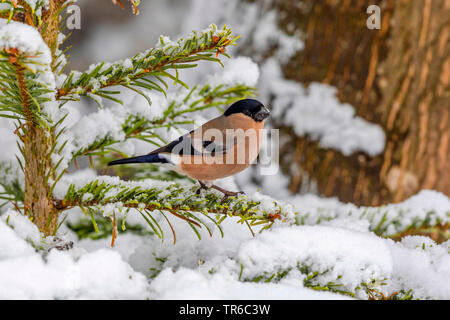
64,0 -> 449,206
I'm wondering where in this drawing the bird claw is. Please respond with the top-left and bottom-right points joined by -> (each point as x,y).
196,181 -> 245,202
196,181 -> 208,195
220,191 -> 245,203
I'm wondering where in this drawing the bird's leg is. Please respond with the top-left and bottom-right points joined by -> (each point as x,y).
196,181 -> 245,201
196,180 -> 209,195
210,184 -> 245,202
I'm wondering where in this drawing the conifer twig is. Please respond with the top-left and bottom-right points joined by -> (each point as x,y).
56,25 -> 237,101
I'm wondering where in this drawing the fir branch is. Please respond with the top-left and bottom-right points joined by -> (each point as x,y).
54,178 -> 291,237
238,262 -> 395,299
0,9 -> 25,23
0,0 -> 49,25
67,212 -> 152,240
295,201 -> 450,239
56,24 -> 237,101
0,48 -> 54,126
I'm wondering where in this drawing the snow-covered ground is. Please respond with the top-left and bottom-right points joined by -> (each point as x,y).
1,188 -> 449,300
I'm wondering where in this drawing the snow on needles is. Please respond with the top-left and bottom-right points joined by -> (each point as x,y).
0,21 -> 54,87
0,21 -> 57,121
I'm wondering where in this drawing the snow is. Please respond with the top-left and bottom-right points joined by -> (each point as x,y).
208,57 -> 259,88
0,21 -> 54,88
0,249 -> 149,299
387,237 -> 450,299
1,211 -> 41,247
2,192 -> 449,300
290,189 -> 450,237
149,268 -> 350,300
0,210 -> 149,300
237,226 -> 393,297
70,107 -> 127,153
0,218 -> 36,259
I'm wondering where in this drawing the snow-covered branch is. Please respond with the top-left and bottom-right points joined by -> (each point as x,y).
0,21 -> 56,126
56,24 -> 237,103
54,176 -> 295,240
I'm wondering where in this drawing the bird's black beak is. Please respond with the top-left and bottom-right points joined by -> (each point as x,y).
254,106 -> 271,122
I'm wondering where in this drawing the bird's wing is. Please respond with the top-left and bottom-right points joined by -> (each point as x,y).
148,131 -> 236,157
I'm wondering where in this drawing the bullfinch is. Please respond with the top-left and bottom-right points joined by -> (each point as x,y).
108,99 -> 270,198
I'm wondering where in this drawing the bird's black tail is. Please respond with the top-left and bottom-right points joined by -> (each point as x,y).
108,153 -> 169,166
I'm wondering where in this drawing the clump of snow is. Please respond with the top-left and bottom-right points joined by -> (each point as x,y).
0,217 -> 36,259
69,107 -> 127,153
387,237 -> 450,299
237,225 -> 392,297
0,0 -> 447,301
0,211 -> 149,299
0,20 -> 59,128
181,0 -> 384,157
208,56 -> 259,87
0,21 -> 54,87
1,210 -> 41,247
0,249 -> 149,299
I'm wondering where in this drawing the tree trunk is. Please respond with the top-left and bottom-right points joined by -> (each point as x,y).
21,1 -> 62,235
16,59 -> 58,235
23,126 -> 58,235
271,0 -> 449,205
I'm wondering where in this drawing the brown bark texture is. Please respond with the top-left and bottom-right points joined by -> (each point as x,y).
270,0 -> 449,205
20,0 -> 64,235
16,61 -> 58,235
23,126 -> 58,235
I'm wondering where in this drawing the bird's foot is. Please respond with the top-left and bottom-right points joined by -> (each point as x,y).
196,181 -> 245,202
221,192 -> 245,203
196,180 -> 209,195
209,184 -> 245,202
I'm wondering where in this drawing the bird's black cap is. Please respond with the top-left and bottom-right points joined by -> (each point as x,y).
224,99 -> 270,122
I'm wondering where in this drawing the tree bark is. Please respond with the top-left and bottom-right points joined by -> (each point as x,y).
20,0 -> 64,235
23,126 -> 59,235
270,0 -> 449,205
15,63 -> 58,235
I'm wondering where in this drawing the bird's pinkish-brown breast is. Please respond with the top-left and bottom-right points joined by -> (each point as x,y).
179,114 -> 265,181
